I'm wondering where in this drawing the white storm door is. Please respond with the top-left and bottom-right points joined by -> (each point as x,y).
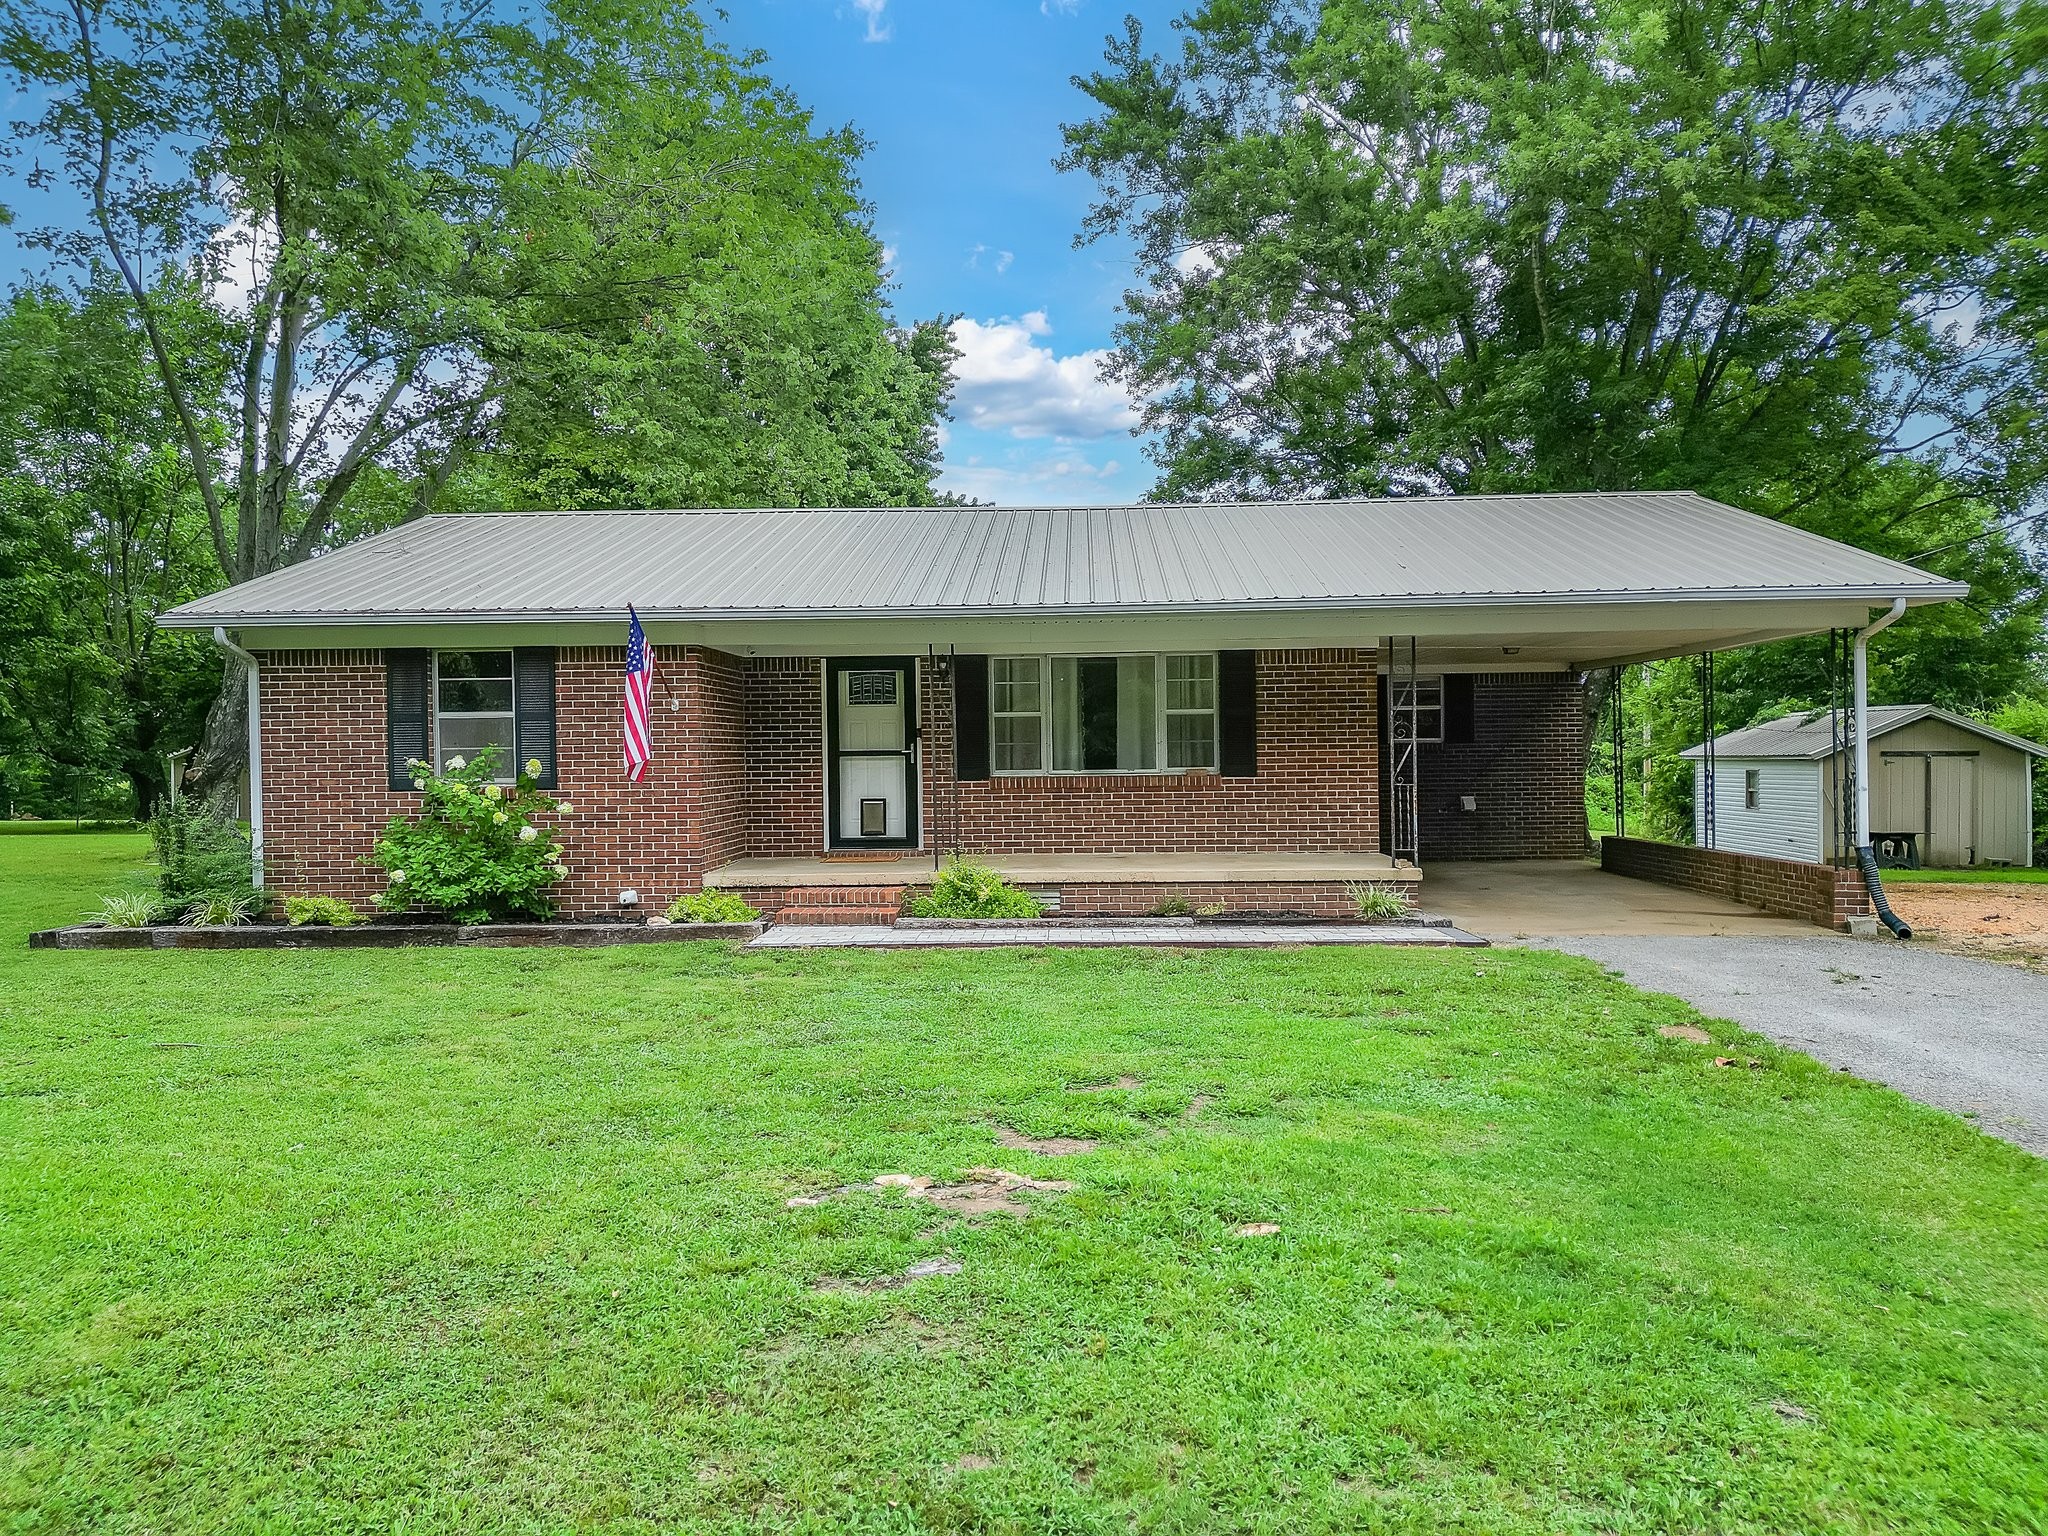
830,660 -> 916,845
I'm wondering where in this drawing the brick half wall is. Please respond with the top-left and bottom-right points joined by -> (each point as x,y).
1601,835 -> 1872,930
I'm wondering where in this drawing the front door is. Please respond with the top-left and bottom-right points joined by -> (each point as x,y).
827,658 -> 918,848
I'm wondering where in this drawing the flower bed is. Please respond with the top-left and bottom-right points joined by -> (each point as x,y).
28,921 -> 763,950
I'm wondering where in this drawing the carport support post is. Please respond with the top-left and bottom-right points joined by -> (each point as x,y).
1852,599 -> 1906,851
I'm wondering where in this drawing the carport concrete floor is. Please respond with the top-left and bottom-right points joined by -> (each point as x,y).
1424,859 -> 1821,938
1424,860 -> 2047,1157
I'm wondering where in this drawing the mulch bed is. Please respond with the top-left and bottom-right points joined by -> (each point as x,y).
28,920 -> 764,950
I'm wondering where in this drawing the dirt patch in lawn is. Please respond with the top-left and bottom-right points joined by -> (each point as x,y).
813,1257 -> 963,1295
1886,883 -> 2048,970
1068,1074 -> 1141,1092
789,1168 -> 1075,1221
993,1126 -> 1097,1156
1658,1024 -> 1713,1043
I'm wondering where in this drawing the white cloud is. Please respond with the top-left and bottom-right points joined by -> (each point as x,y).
1041,0 -> 1081,13
967,243 -> 1014,274
850,0 -> 890,42
938,448 -> 1128,506
947,313 -> 1140,440
880,242 -> 898,269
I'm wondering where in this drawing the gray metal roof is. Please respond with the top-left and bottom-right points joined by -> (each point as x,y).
1684,705 -> 2046,760
159,491 -> 1964,627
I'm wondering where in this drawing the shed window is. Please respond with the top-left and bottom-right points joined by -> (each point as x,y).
435,651 -> 516,779
989,654 -> 1217,773
1744,769 -> 1761,810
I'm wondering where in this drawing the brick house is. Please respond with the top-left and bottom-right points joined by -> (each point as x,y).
160,493 -> 1962,921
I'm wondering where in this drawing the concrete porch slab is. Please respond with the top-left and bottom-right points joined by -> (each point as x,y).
706,851 -> 1416,888
1426,859 -> 1825,939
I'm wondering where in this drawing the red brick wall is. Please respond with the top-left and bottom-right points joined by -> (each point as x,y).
917,648 -> 1382,854
1413,673 -> 1589,860
1601,835 -> 1872,929
255,645 -> 745,918
743,658 -> 825,856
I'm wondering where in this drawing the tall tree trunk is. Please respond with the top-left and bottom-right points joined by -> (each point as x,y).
181,661 -> 249,812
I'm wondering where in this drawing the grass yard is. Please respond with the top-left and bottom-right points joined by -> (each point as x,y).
1883,865 -> 2048,883
3,837 -> 2046,1534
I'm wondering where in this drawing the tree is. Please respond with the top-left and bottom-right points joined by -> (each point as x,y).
1061,0 -> 2047,715
0,282 -> 222,819
3,0 -> 954,806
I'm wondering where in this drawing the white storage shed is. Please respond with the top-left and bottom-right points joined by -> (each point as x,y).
1683,706 -> 2042,868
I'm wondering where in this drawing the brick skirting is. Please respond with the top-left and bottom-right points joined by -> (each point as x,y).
724,872 -> 1423,922
1600,835 -> 1872,930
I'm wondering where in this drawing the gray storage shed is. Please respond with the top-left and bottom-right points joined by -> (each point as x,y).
1684,706 -> 2042,868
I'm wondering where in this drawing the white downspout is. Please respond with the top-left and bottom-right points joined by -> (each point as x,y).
212,627 -> 263,890
1852,598 -> 1907,849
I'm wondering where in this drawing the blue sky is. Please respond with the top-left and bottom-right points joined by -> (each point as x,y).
0,0 -> 1179,506
712,0 -> 1182,504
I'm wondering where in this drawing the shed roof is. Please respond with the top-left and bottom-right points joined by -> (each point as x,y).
161,492 -> 1961,630
1683,705 -> 2046,760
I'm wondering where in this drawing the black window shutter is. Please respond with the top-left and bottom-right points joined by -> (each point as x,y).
1444,674 -> 1476,744
514,647 -> 558,789
953,655 -> 990,780
385,650 -> 430,789
1218,650 -> 1258,777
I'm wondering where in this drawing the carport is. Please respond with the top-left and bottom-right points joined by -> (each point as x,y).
1425,860 -> 1824,940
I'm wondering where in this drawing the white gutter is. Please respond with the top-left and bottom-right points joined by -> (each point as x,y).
1853,598 -> 1908,849
211,627 -> 264,890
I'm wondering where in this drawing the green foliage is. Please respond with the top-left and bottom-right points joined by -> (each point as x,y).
1348,883 -> 1414,921
371,750 -> 567,924
1148,894 -> 1195,917
147,800 -> 256,910
180,890 -> 256,927
90,891 -> 162,927
1064,0 -> 2047,715
2,0 -> 956,805
284,895 -> 363,928
0,285 -> 223,820
663,888 -> 762,925
902,859 -> 1043,919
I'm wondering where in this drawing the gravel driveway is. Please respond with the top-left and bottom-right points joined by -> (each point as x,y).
1549,936 -> 2048,1156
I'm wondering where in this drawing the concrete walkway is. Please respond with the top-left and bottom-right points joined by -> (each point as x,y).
748,923 -> 1485,950
1554,935 -> 2048,1156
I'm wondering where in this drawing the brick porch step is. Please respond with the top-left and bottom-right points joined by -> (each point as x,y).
773,885 -> 907,926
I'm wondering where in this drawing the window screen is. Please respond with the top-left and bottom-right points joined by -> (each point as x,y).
988,654 -> 1216,772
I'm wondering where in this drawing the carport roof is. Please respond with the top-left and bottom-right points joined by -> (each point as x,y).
161,492 -> 1962,631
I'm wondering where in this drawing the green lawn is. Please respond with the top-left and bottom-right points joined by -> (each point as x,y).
1884,865 -> 2048,884
3,838 -> 2045,1533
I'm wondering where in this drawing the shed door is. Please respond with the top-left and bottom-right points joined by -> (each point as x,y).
1880,755 -> 1927,835
1927,755 -> 1978,867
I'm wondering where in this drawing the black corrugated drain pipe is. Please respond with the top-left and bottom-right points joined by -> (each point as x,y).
1855,846 -> 1911,939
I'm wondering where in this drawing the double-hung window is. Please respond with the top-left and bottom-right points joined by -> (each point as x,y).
1390,676 -> 1444,744
989,653 -> 1218,773
434,651 -> 516,779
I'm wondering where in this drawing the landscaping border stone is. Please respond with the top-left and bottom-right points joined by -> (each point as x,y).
28,921 -> 765,950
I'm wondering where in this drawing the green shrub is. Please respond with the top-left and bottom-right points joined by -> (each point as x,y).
149,800 -> 256,910
1148,894 -> 1195,917
91,891 -> 164,927
370,748 -> 568,924
284,894 -> 363,927
1348,882 -> 1414,921
182,890 -> 257,926
903,859 -> 1043,919
664,888 -> 762,924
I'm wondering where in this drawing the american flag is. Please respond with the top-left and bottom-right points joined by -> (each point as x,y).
622,606 -> 654,782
